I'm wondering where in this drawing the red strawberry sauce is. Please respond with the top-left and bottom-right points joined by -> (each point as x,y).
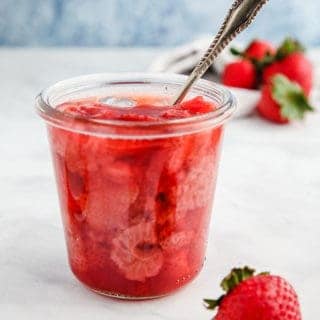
48,95 -> 224,298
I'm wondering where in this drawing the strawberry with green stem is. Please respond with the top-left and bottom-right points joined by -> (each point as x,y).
257,74 -> 314,124
231,39 -> 276,62
204,266 -> 302,320
262,38 -> 313,96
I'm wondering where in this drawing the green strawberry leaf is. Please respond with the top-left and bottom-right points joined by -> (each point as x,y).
272,75 -> 314,120
230,47 -> 243,56
220,266 -> 255,293
254,53 -> 275,71
276,37 -> 305,60
203,297 -> 224,310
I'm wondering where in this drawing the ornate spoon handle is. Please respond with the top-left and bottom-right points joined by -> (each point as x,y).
173,0 -> 269,104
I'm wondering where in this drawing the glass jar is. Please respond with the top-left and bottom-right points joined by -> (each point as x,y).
36,73 -> 235,299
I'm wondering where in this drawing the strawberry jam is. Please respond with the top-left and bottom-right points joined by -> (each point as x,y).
47,95 -> 224,298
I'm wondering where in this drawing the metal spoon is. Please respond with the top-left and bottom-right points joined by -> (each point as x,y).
173,0 -> 269,105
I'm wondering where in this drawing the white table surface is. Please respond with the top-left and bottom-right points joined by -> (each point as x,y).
0,48 -> 319,320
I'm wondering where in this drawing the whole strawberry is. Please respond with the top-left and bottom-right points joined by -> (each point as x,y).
263,38 -> 313,95
230,39 -> 276,62
245,39 -> 276,61
204,266 -> 302,320
257,74 -> 314,124
222,60 -> 256,89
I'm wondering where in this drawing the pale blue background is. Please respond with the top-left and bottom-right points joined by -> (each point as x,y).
0,0 -> 319,46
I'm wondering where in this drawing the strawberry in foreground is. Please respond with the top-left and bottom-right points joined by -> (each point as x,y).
204,266 -> 302,320
257,74 -> 314,124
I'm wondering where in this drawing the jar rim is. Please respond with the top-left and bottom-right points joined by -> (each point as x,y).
35,73 -> 236,138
